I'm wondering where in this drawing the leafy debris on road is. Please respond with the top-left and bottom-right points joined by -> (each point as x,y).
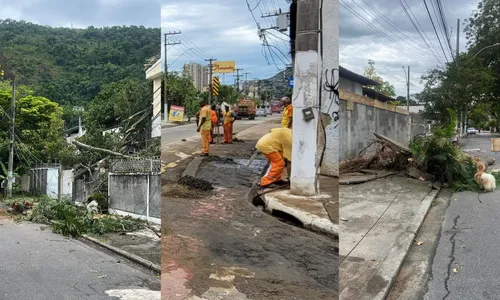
4,196 -> 146,238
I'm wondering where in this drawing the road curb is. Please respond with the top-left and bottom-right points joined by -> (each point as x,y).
360,187 -> 440,300
82,235 -> 161,274
262,193 -> 339,237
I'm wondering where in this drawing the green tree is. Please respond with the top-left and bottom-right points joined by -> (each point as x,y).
363,60 -> 396,97
0,87 -> 68,168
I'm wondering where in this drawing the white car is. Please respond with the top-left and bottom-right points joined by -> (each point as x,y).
467,128 -> 477,135
256,108 -> 267,117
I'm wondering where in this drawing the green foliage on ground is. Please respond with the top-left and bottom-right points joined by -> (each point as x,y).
411,109 -> 475,185
27,196 -> 145,238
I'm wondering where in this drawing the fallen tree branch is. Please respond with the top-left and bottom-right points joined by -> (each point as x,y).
72,140 -> 137,159
144,223 -> 161,238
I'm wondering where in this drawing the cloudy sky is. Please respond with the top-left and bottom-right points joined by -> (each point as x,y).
340,0 -> 480,97
0,0 -> 159,28
161,0 -> 292,85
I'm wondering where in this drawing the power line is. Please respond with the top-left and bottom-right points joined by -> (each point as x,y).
340,0 -> 439,63
352,0 -> 439,61
422,0 -> 450,63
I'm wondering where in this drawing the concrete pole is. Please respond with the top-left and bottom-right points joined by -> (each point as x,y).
290,0 -> 320,196
6,76 -> 15,198
318,0 -> 339,177
206,58 -> 216,105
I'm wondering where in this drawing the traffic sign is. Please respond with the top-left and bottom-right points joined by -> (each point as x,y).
212,76 -> 220,96
289,77 -> 294,87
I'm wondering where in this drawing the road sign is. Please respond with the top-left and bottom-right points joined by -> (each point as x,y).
289,77 -> 294,87
212,76 -> 220,96
212,61 -> 235,73
169,105 -> 185,122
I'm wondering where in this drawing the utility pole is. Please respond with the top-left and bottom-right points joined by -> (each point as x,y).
290,0 -> 320,196
407,66 -> 410,111
7,76 -> 15,198
164,31 -> 181,123
318,0 -> 339,177
205,58 -> 216,105
456,19 -> 463,136
234,68 -> 243,94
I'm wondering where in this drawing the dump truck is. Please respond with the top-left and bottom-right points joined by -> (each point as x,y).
234,99 -> 256,120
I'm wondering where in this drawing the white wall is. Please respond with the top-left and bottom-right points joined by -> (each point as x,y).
46,168 -> 59,199
339,77 -> 363,95
319,0 -> 339,178
61,169 -> 73,199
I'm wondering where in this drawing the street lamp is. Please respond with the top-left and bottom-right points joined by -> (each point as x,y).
467,42 -> 500,62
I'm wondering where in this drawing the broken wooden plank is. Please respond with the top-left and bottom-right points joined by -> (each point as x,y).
373,133 -> 411,154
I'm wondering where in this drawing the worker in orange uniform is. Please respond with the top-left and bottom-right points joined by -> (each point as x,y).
196,100 -> 212,156
223,105 -> 237,143
210,104 -> 218,144
255,127 -> 292,188
281,96 -> 293,129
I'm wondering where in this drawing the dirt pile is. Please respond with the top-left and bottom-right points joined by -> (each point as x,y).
177,175 -> 214,191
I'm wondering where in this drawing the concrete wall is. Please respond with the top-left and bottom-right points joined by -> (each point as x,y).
340,90 -> 411,160
339,77 -> 363,95
108,173 -> 161,222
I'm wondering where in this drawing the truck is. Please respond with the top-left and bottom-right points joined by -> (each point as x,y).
234,99 -> 256,120
270,101 -> 282,114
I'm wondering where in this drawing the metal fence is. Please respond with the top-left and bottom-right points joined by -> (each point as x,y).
109,157 -> 161,173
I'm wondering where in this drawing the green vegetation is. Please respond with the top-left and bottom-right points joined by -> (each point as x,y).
0,20 -> 159,110
418,0 -> 500,130
363,59 -> 396,98
410,109 -> 486,191
27,196 -> 145,237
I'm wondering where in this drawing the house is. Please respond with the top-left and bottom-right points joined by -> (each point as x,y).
145,56 -> 162,138
339,66 -> 380,95
338,66 -> 411,160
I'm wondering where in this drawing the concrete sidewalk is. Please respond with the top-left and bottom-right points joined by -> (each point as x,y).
339,175 -> 438,300
262,176 -> 339,236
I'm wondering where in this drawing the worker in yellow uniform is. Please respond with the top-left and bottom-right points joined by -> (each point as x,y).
223,105 -> 237,144
281,96 -> 293,129
196,100 -> 212,156
255,127 -> 292,188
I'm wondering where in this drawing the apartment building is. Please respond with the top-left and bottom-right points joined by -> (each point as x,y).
182,62 -> 209,91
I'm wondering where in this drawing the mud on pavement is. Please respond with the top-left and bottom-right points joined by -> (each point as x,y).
162,139 -> 339,299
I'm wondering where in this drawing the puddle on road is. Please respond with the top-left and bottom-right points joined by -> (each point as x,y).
208,159 -> 267,171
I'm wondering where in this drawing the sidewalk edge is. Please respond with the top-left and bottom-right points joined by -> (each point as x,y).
263,194 -> 339,237
82,234 -> 161,274
365,188 -> 440,300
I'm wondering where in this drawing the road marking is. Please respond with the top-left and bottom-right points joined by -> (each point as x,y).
105,289 -> 160,299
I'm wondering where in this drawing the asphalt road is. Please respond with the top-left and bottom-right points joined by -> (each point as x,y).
0,218 -> 160,300
161,116 -> 280,145
425,133 -> 500,299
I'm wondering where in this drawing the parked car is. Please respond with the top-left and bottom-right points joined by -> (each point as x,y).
256,108 -> 267,117
467,127 -> 477,135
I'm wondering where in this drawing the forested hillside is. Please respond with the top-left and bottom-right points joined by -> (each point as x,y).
0,19 -> 160,106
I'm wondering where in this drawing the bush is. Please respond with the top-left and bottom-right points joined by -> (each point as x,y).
411,108 -> 476,186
